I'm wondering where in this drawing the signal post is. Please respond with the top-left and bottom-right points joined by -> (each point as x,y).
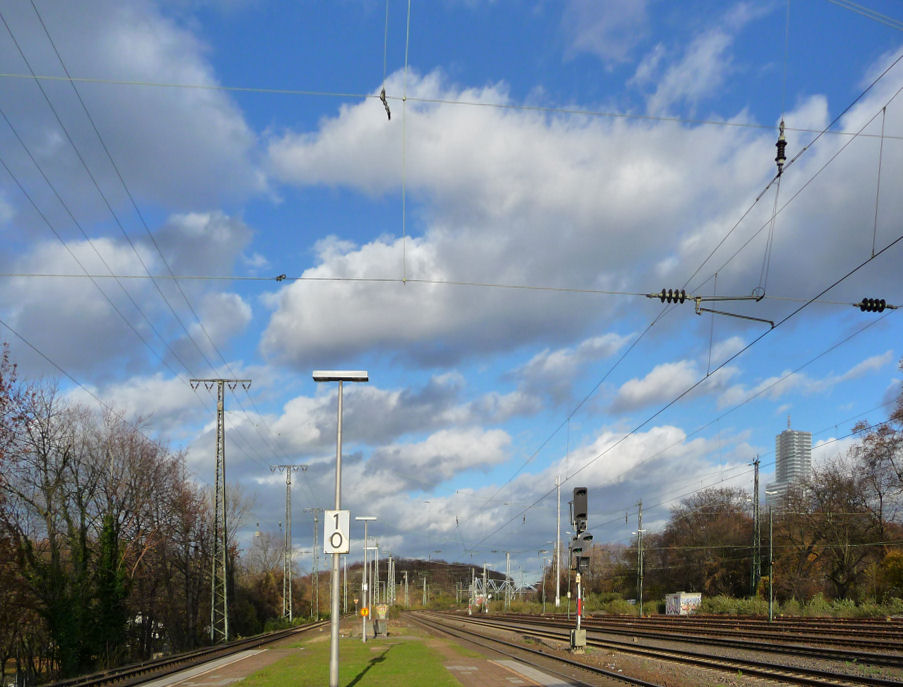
569,487 -> 592,653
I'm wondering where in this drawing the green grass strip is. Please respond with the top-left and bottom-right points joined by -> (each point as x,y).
239,636 -> 463,687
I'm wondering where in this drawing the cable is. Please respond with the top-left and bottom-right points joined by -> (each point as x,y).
0,72 -> 901,141
468,72 -> 903,540
872,106 -> 886,257
824,0 -> 903,32
471,229 -> 903,551
401,0 -> 412,282
698,82 -> 903,289
25,3 -> 294,469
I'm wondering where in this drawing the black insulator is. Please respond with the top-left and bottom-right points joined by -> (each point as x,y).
859,297 -> 887,313
775,119 -> 787,174
659,288 -> 687,304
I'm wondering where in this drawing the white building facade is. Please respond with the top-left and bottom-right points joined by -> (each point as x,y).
765,427 -> 812,507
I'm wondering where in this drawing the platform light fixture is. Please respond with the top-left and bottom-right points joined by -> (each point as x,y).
313,370 -> 368,687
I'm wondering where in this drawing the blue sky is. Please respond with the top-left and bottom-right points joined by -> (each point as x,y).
1,0 -> 902,584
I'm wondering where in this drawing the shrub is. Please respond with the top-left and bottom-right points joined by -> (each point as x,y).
700,595 -> 739,615
803,593 -> 833,617
780,598 -> 802,616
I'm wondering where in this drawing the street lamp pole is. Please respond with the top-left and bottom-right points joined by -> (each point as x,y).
314,370 -> 368,687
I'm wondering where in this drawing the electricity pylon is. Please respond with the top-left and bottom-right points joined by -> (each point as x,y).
190,378 -> 251,643
272,464 -> 307,621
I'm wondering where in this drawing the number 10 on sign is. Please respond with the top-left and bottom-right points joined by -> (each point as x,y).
324,510 -> 350,554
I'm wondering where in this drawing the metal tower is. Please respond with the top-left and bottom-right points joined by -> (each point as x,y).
304,507 -> 321,618
751,457 -> 761,594
272,464 -> 307,621
190,378 -> 251,643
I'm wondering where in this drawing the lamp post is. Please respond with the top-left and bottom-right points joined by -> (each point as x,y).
355,516 -> 376,643
313,370 -> 368,687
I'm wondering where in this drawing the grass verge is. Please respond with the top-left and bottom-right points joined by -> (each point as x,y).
239,636 -> 462,687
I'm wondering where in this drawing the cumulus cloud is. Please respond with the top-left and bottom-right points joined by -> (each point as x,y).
259,54 -> 903,371
0,1 -> 263,214
516,333 -> 632,404
1,211 -> 254,377
718,351 -> 895,409
365,428 -> 511,492
611,358 -> 739,413
1,236 -> 159,376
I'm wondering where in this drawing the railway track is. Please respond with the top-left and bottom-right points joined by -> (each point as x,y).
497,613 -> 903,663
552,613 -> 903,646
41,620 -> 329,687
408,610 -> 666,687
425,611 -> 903,687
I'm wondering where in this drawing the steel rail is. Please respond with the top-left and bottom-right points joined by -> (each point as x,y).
41,621 -> 329,687
409,611 -> 665,687
499,613 -> 903,658
441,613 -> 903,687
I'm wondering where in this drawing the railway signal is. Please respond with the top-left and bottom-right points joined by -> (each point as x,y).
569,487 -> 590,653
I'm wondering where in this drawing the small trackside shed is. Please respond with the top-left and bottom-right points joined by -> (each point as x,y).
665,591 -> 702,615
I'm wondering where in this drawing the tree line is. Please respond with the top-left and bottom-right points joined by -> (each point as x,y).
555,367 -> 903,609
0,346 -> 319,684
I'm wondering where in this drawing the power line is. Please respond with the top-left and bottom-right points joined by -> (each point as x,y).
463,55 -> 903,553
0,72 -> 901,140
471,229 -> 903,551
823,0 -> 903,32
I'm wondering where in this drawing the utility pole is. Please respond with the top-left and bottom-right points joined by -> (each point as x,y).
387,556 -> 394,604
422,576 -> 427,606
769,505 -> 774,623
374,544 -> 380,604
505,552 -> 511,610
304,507 -> 321,618
190,377 -> 251,643
403,570 -> 409,607
636,500 -> 644,618
556,474 -> 561,608
272,464 -> 307,621
483,563 -> 488,614
751,457 -> 761,596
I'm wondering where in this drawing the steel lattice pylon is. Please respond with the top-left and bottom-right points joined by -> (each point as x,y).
191,378 -> 251,643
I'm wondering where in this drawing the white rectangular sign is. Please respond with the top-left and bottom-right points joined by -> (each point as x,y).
324,509 -> 350,554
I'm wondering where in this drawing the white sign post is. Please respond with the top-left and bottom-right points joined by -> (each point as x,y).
324,510 -> 350,554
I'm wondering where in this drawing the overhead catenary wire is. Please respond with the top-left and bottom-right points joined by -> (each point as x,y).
401,0 -> 412,282
1,72 -> 902,141
471,230 -> 903,551
692,79 -> 903,297
824,0 -> 903,32
0,271 -> 894,310
465,52 -> 903,533
872,106 -> 886,257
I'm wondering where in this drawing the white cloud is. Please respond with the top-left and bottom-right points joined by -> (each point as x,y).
1,237 -> 159,376
365,428 -> 511,492
560,0 -> 649,65
186,291 -> 252,356
645,29 -> 733,114
612,360 -> 698,411
0,0 -> 263,214
516,333 -> 632,404
718,352 -> 895,410
66,372 -> 202,430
